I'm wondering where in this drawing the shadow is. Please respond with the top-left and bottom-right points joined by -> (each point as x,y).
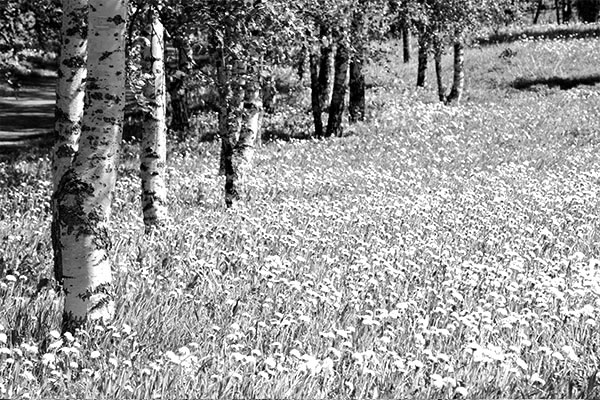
477,25 -> 600,46
0,76 -> 55,146
511,74 -> 600,90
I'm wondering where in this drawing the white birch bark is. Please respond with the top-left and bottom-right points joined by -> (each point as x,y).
447,40 -> 465,105
52,0 -> 87,283
140,9 -> 167,231
56,0 -> 127,331
53,0 -> 87,191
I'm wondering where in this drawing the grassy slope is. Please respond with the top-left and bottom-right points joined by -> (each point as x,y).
1,34 -> 600,399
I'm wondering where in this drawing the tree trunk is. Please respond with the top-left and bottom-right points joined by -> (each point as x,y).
533,0 -> 543,24
349,8 -> 366,123
140,8 -> 168,231
167,36 -> 191,138
231,69 -> 262,202
447,40 -> 465,105
297,45 -> 308,81
262,74 -> 276,114
216,47 -> 246,207
402,24 -> 411,63
564,0 -> 572,23
56,0 -> 127,332
433,40 -> 446,102
309,53 -> 324,138
52,0 -> 87,284
326,36 -> 349,138
416,36 -> 429,87
318,25 -> 334,112
555,0 -> 561,23
349,50 -> 365,122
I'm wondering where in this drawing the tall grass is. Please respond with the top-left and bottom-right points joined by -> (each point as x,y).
1,32 -> 600,399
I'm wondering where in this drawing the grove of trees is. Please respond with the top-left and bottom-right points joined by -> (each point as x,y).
0,0 -> 591,330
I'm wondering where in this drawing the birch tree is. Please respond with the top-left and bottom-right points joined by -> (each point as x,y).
52,0 -> 87,283
140,6 -> 168,230
325,29 -> 349,137
54,0 -> 127,331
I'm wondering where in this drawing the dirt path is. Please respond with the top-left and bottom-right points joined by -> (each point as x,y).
0,76 -> 55,148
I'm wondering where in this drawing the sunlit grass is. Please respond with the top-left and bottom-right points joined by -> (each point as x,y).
1,33 -> 600,399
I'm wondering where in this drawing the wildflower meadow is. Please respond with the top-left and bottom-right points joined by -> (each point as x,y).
1,27 -> 600,399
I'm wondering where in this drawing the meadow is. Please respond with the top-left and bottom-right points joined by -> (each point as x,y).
1,27 -> 600,398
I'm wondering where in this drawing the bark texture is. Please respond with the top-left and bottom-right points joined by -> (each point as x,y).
417,36 -> 429,87
326,36 -> 349,138
349,53 -> 365,123
52,0 -> 87,283
447,41 -> 465,105
402,24 -> 411,63
216,47 -> 249,207
56,0 -> 127,332
318,25 -> 334,111
167,36 -> 192,137
533,0 -> 543,24
309,53 -> 324,138
140,9 -> 167,231
433,41 -> 446,102
349,9 -> 366,123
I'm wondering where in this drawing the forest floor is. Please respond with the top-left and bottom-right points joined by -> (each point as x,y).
0,76 -> 55,149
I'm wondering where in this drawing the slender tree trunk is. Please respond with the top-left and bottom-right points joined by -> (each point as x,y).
318,25 -> 334,111
140,9 -> 167,231
167,36 -> 191,138
447,40 -> 465,105
416,36 -> 429,87
349,50 -> 365,122
297,45 -> 308,81
326,36 -> 350,138
52,0 -> 87,284
402,23 -> 411,63
216,46 -> 247,207
433,40 -> 446,102
262,74 -> 276,114
309,53 -> 324,138
564,0 -> 572,23
229,69 -> 262,202
56,0 -> 127,332
555,0 -> 561,23
533,0 -> 543,24
349,8 -> 366,123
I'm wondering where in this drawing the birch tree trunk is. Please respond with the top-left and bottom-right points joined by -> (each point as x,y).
216,48 -> 246,207
349,9 -> 366,123
55,0 -> 127,332
533,0 -> 543,24
348,51 -> 365,122
416,36 -> 429,87
318,25 -> 334,112
140,9 -> 167,231
402,24 -> 411,63
52,0 -> 87,283
447,40 -> 465,105
433,40 -> 446,102
167,36 -> 192,138
309,53 -> 324,138
326,35 -> 349,138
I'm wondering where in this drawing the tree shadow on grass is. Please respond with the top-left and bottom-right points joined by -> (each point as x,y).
511,74 -> 600,91
477,25 -> 600,46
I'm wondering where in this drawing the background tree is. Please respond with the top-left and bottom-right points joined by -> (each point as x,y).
184,0 -> 297,206
139,5 -> 168,230
54,0 -> 127,331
